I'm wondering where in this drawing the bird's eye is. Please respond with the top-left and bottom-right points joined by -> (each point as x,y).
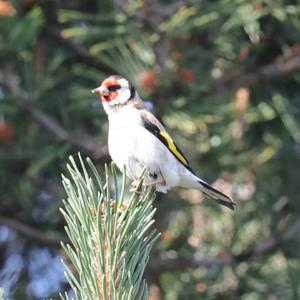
108,85 -> 121,92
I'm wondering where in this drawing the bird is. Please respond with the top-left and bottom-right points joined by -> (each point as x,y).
92,75 -> 235,210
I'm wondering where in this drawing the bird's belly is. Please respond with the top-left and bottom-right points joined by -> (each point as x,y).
108,128 -> 131,168
108,126 -> 143,180
108,125 -> 182,189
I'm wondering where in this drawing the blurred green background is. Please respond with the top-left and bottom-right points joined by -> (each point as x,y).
1,0 -> 300,299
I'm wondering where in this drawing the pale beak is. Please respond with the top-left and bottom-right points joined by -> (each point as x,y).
91,86 -> 109,96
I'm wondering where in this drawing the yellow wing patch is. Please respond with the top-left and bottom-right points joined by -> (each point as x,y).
159,130 -> 189,166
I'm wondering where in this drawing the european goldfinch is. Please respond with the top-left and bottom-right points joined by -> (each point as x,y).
92,75 -> 235,210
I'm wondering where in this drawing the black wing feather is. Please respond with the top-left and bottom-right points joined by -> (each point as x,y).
142,115 -> 193,171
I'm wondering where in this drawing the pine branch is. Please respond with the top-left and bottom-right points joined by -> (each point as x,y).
46,26 -> 116,74
2,66 -> 109,161
60,154 -> 159,300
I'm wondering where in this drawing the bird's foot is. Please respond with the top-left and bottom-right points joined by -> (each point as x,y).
130,181 -> 145,196
130,181 -> 137,192
130,180 -> 167,195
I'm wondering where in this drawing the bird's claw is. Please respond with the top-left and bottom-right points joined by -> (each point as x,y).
130,181 -> 145,196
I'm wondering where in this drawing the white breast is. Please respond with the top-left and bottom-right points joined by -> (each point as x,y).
107,107 -> 142,175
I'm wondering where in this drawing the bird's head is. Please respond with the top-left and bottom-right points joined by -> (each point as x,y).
92,75 -> 138,113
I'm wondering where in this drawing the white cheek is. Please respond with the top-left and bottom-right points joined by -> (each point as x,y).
118,88 -> 131,104
108,88 -> 130,106
102,89 -> 131,113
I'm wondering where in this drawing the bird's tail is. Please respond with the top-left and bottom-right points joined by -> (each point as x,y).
198,179 -> 236,210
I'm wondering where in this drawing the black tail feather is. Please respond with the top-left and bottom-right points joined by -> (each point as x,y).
199,180 -> 236,210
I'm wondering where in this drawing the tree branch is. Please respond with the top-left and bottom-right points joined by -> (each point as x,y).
147,217 -> 300,276
46,26 -> 115,74
3,202 -> 300,273
213,52 -> 300,93
0,216 -> 68,246
2,66 -> 109,161
236,218 -> 300,261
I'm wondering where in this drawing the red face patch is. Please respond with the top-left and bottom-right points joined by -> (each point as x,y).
101,91 -> 119,102
100,78 -> 121,102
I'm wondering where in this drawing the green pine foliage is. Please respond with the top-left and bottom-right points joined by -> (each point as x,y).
1,0 -> 300,299
60,155 -> 158,300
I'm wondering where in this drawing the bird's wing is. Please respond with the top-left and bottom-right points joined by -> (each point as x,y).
139,109 -> 235,210
139,109 -> 192,169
